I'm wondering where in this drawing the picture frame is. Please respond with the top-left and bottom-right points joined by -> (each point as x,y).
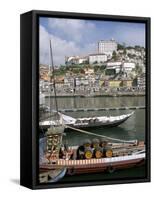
20,10 -> 151,189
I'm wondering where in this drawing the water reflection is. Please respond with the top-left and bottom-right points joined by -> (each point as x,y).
43,96 -> 145,145
45,96 -> 145,110
41,96 -> 146,182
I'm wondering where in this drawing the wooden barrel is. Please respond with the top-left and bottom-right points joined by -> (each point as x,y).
100,140 -> 108,147
104,147 -> 113,158
83,139 -> 91,147
84,147 -> 93,159
92,138 -> 100,148
94,147 -> 103,159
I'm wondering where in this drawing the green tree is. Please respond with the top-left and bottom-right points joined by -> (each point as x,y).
117,43 -> 124,50
112,51 -> 118,61
94,65 -> 100,72
123,49 -> 127,55
100,64 -> 106,71
135,64 -> 142,75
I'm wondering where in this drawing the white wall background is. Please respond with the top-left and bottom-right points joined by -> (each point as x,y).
0,0 -> 153,199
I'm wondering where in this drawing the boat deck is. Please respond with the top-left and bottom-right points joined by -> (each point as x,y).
40,153 -> 145,170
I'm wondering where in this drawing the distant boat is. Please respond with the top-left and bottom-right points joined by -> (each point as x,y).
39,112 -> 134,131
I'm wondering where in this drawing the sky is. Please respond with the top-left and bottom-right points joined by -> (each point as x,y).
39,17 -> 145,65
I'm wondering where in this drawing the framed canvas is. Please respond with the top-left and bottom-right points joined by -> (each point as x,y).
20,10 -> 151,189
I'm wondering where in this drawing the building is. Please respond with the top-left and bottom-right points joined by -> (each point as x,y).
137,73 -> 146,89
65,56 -> 88,65
122,62 -> 135,72
39,80 -> 49,92
122,80 -> 133,87
75,77 -> 89,86
78,57 -> 88,64
126,48 -> 145,58
98,39 -> 117,56
65,56 -> 79,65
126,48 -> 136,55
108,80 -> 122,88
106,61 -> 122,73
40,64 -> 49,81
64,76 -> 75,87
89,53 -> 107,64
84,68 -> 94,75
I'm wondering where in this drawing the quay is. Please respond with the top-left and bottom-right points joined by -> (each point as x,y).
44,92 -> 145,98
58,106 -> 145,113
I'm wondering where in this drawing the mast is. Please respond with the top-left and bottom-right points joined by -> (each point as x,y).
49,39 -> 59,122
46,39 -> 64,159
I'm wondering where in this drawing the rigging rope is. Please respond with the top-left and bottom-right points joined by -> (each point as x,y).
65,125 -> 137,144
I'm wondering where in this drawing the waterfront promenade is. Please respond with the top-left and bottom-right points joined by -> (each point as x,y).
44,91 -> 145,98
57,106 -> 145,112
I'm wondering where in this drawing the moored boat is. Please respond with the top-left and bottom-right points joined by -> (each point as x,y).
39,138 -> 145,182
39,111 -> 134,131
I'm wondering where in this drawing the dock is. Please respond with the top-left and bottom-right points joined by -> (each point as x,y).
44,92 -> 145,98
58,106 -> 145,113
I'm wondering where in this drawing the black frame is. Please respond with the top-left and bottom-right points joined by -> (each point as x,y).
20,10 -> 151,189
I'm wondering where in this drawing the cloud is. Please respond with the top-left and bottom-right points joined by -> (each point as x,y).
47,18 -> 96,44
39,18 -> 145,65
113,23 -> 145,47
39,25 -> 96,65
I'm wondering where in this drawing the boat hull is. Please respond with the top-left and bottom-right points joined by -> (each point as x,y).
39,115 -> 131,134
67,157 -> 145,175
66,116 -> 130,130
40,153 -> 145,177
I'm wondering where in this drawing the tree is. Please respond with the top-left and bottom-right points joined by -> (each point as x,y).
105,69 -> 115,75
135,64 -> 142,75
135,45 -> 141,50
123,49 -> 127,55
112,51 -> 118,61
117,43 -> 124,50
84,60 -> 89,64
94,65 -> 99,72
80,68 -> 85,74
100,65 -> 106,71
126,46 -> 134,50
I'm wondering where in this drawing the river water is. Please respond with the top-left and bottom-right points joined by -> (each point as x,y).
43,96 -> 146,184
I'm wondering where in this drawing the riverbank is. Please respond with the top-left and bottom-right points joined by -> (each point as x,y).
44,92 -> 145,98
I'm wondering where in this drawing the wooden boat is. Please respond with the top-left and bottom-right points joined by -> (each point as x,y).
39,112 -> 134,131
39,138 -> 145,182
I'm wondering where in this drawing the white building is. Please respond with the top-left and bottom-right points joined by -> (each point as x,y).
64,77 -> 74,87
78,57 -> 88,64
65,56 -> 79,65
75,77 -> 89,86
126,48 -> 136,55
89,54 -> 107,64
126,48 -> 143,57
137,73 -> 145,89
98,39 -> 117,56
106,61 -> 122,73
65,56 -> 88,65
84,68 -> 94,75
122,62 -> 135,72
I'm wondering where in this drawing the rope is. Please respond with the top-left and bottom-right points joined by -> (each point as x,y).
65,125 -> 137,144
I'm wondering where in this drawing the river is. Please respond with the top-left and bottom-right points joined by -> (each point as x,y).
42,96 -> 146,184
